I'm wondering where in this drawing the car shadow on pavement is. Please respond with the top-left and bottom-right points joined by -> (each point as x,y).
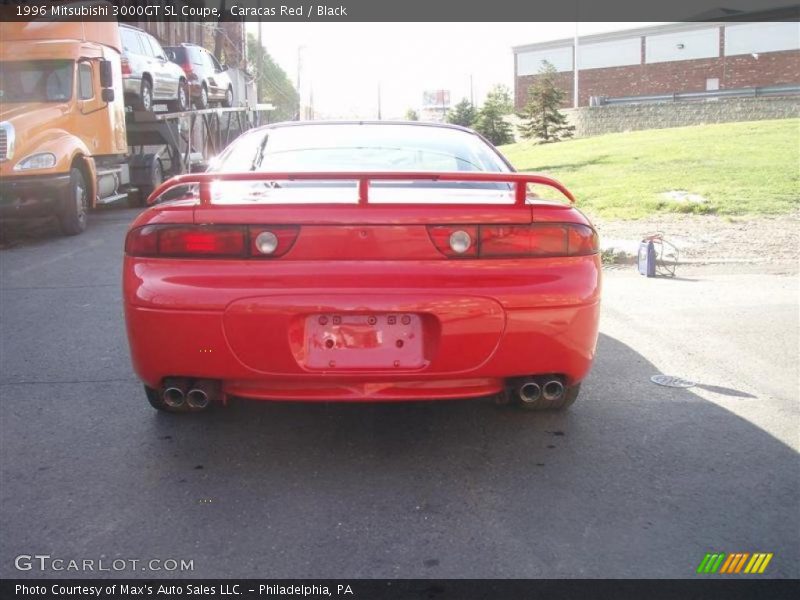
129,333 -> 798,579
2,334 -> 797,580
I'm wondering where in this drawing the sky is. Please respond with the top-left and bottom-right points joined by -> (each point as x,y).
247,22 -> 664,119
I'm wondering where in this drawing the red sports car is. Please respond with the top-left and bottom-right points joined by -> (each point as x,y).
123,122 -> 601,413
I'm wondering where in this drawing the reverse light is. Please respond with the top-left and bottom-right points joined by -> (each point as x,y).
449,230 -> 472,254
248,226 -> 299,258
13,152 -> 56,171
254,231 -> 278,254
427,226 -> 478,258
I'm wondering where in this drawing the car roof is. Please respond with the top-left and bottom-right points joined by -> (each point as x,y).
164,43 -> 202,49
261,120 -> 477,135
119,24 -> 146,33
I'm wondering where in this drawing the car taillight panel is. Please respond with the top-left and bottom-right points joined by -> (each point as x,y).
248,226 -> 299,257
428,224 -> 598,258
120,57 -> 131,76
427,225 -> 479,258
125,225 -> 299,259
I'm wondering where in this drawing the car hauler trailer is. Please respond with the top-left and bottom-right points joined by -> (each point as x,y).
0,19 -> 272,235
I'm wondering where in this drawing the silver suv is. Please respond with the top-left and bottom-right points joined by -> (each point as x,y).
119,25 -> 189,112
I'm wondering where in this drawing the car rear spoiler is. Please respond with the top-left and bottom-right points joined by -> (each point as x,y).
147,171 -> 575,207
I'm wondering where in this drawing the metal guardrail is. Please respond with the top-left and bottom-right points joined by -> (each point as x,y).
589,85 -> 800,107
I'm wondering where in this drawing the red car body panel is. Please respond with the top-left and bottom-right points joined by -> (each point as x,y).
124,168 -> 601,403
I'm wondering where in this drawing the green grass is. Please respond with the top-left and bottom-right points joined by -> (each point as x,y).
499,119 -> 800,219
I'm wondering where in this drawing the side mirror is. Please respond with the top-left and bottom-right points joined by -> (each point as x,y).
102,88 -> 115,103
99,60 -> 113,88
221,64 -> 229,72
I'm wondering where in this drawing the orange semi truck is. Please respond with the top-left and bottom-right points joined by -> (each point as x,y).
0,20 -> 162,234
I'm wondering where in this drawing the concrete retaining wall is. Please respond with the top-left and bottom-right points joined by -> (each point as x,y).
567,96 -> 800,137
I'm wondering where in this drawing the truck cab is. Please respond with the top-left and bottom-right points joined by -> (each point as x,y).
0,20 -> 128,234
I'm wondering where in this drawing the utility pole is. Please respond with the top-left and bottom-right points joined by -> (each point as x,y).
573,22 -> 579,109
256,17 -> 263,105
297,45 -> 305,120
377,83 -> 382,120
470,74 -> 474,106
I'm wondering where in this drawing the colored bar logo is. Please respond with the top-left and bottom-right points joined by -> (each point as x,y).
697,552 -> 773,574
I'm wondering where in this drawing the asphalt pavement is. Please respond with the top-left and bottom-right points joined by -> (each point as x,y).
1,208 -> 798,579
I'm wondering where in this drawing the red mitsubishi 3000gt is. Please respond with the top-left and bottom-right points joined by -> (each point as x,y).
123,122 -> 601,413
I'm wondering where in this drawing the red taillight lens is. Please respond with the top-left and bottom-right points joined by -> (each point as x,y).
567,224 -> 599,256
427,224 -> 597,258
181,63 -> 197,80
125,225 -> 300,259
121,57 -> 131,76
126,225 -> 246,258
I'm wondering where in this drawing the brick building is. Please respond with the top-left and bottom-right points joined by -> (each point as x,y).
513,20 -> 800,109
132,21 -> 246,68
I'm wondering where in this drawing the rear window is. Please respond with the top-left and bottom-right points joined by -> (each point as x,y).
218,124 -> 510,174
205,124 -> 515,203
120,28 -> 142,55
164,47 -> 186,63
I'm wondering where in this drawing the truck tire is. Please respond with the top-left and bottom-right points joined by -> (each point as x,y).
168,80 -> 189,112
223,86 -> 234,107
59,168 -> 89,236
136,159 -> 162,206
517,382 -> 581,411
136,78 -> 153,111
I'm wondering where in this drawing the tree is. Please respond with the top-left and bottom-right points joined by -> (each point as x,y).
404,108 -> 419,121
446,98 -> 477,128
246,34 -> 299,122
473,84 -> 514,146
517,60 -> 575,143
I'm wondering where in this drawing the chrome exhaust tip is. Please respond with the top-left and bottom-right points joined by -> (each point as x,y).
163,386 -> 185,408
186,388 -> 210,409
185,380 -> 219,410
542,379 -> 565,402
519,381 -> 542,404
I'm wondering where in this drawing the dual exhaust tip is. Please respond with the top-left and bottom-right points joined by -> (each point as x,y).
518,378 -> 565,404
162,379 -> 218,410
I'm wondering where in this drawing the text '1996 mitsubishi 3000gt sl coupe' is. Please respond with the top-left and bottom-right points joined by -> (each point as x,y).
123,121 -> 601,414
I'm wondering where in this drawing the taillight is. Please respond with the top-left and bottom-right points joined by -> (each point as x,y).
158,226 -> 245,257
121,57 -> 131,76
125,225 -> 299,259
249,226 -> 299,257
181,62 -> 197,80
427,225 -> 478,258
427,224 -> 598,258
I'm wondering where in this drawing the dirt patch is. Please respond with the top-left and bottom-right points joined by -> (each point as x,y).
593,212 -> 800,269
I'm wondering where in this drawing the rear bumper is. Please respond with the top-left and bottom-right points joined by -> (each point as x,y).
0,173 -> 70,219
124,256 -> 602,401
123,76 -> 142,98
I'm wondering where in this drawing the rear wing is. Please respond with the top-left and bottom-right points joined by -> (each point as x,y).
147,171 -> 575,207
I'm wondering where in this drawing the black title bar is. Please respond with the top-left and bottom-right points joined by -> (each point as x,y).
0,0 -> 798,22
3,579 -> 800,600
